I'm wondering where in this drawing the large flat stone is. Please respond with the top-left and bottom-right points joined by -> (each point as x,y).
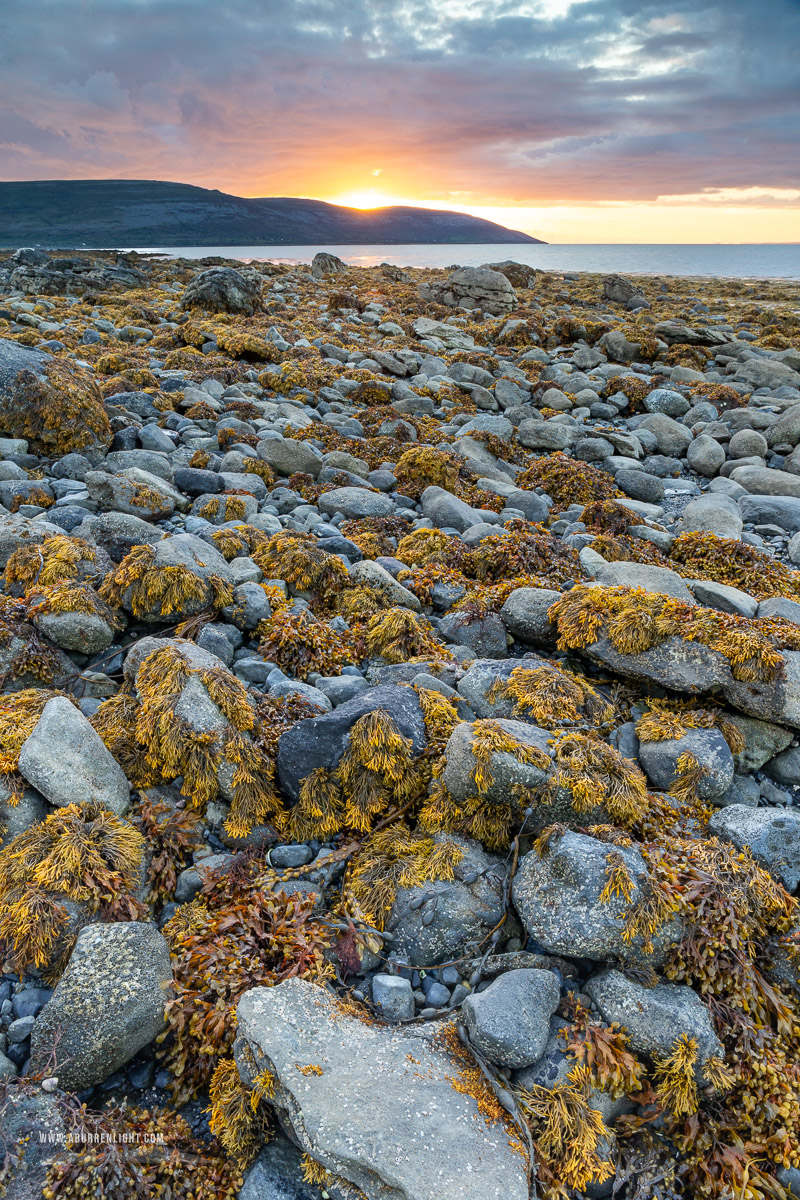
236,979 -> 529,1200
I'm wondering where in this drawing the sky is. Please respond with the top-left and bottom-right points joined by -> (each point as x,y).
1,0 -> 799,242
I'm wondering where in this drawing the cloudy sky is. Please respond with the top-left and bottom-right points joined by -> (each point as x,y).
1,0 -> 799,241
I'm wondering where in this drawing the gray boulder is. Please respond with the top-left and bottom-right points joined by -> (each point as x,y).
0,512 -> 64,569
766,404 -> 800,448
443,718 -> 551,806
679,493 -> 743,539
708,805 -> 800,890
240,1136 -> 324,1200
462,968 -> 559,1068
18,696 -> 130,814
637,728 -> 734,801
731,466 -> 800,498
602,275 -> 645,305
687,434 -> 725,478
372,975 -> 415,1021
386,834 -> 513,968
586,970 -> 723,1077
75,510 -> 165,561
318,486 -> 394,519
115,532 -> 233,622
500,587 -> 561,647
277,684 -> 426,804
235,978 -> 529,1200
28,922 -> 172,1091
637,413 -> 693,457
738,495 -> 800,533
727,715 -> 793,773
734,358 -> 800,391
421,485 -> 486,532
643,388 -> 690,418
420,267 -> 517,316
688,580 -> 758,618
34,608 -> 115,655
512,830 -> 682,963
764,744 -> 800,786
586,558 -> 695,603
258,435 -> 324,477
311,252 -> 348,278
180,266 -> 262,314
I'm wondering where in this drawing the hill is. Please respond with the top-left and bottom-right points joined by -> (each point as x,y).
0,180 -> 544,248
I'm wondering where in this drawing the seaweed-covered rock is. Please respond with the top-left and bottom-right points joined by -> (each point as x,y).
0,337 -> 112,456
512,830 -> 682,963
442,718 -> 551,805
586,969 -> 723,1077
276,683 -> 427,803
637,728 -> 734,801
708,805 -> 800,889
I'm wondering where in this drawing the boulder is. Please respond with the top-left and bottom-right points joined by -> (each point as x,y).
311,252 -> 348,278
687,435 -> 726,478
679,494 -> 743,539
462,968 -> 560,1068
602,275 -> 645,305
235,978 -> 529,1200
18,696 -> 130,814
318,486 -> 394,520
734,358 -> 800,392
180,266 -> 262,314
419,267 -> 516,316
708,805 -> 800,890
0,513 -> 64,569
113,532 -> 234,622
512,830 -> 682,963
499,587 -> 561,647
738,495 -> 800,533
420,485 -> 485,533
637,728 -> 734,801
277,684 -> 427,803
443,718 -> 551,806
28,922 -> 172,1091
587,559 -> 695,603
585,970 -> 723,1076
731,466 -> 800,498
636,414 -> 693,457
258,435 -> 324,477
386,834 -> 514,968
348,559 -> 421,611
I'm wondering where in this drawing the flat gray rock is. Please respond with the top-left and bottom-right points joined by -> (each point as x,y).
236,978 -> 529,1200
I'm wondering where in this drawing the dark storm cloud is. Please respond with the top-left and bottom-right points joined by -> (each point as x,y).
0,0 -> 797,201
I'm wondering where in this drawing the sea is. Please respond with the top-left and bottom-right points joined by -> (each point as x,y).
127,243 -> 800,280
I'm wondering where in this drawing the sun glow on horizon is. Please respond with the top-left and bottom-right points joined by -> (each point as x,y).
317,187 -> 800,243
331,187 -> 406,209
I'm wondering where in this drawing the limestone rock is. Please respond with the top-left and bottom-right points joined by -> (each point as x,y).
28,922 -> 172,1091
235,978 -> 529,1200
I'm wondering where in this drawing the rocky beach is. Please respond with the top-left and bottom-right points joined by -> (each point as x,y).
0,246 -> 800,1200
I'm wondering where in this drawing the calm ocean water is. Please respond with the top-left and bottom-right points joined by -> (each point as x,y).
130,243 -> 800,280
